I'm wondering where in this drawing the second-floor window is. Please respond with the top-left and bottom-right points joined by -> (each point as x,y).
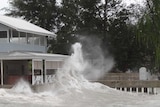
9,29 -> 46,46
0,31 -> 7,43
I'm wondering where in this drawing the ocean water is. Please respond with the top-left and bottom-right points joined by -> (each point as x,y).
0,43 -> 159,107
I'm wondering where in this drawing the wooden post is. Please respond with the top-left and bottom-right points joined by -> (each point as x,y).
1,60 -> 3,86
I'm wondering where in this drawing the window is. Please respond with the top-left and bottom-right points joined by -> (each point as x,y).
33,35 -> 40,45
10,30 -> 19,43
0,31 -> 7,43
7,29 -> 46,46
33,34 -> 46,46
12,30 -> 18,37
40,36 -> 46,46
19,32 -> 27,44
0,31 -> 7,38
27,34 -> 46,46
46,69 -> 57,75
27,33 -> 34,44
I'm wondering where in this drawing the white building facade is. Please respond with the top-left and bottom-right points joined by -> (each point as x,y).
0,15 -> 68,86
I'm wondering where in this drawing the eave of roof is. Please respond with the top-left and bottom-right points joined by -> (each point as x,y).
0,52 -> 69,61
0,15 -> 55,37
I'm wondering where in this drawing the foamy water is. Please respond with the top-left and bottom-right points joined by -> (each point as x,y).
0,43 -> 160,107
0,82 -> 160,107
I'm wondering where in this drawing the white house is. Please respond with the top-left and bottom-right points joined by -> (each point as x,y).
0,15 -> 68,86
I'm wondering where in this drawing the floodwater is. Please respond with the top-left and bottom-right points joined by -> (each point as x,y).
0,43 -> 160,107
0,80 -> 160,107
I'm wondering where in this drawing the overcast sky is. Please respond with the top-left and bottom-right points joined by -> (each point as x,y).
0,0 -> 9,15
120,0 -> 146,7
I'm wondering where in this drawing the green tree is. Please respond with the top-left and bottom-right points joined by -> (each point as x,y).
48,0 -> 81,54
106,7 -> 152,71
137,0 -> 160,70
8,0 -> 78,54
8,0 -> 57,31
92,1 -> 155,71
49,0 -> 102,54
8,0 -> 155,72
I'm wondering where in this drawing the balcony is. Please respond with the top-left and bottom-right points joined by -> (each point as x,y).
0,30 -> 47,53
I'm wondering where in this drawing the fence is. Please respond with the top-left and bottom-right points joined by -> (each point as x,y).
100,73 -> 139,81
95,73 -> 160,94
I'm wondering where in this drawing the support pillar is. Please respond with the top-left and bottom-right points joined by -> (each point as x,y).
43,60 -> 46,83
40,60 -> 43,84
32,59 -> 34,85
1,60 -> 3,86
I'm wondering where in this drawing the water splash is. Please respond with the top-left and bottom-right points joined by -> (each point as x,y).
34,43 -> 90,93
11,78 -> 33,94
56,43 -> 88,85
0,43 -> 159,107
34,42 -> 113,93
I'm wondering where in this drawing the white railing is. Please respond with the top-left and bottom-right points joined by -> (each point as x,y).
33,75 -> 43,85
45,75 -> 55,83
115,87 -> 157,94
0,43 -> 46,53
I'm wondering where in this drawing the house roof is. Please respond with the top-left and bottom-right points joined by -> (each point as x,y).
0,52 -> 69,61
0,15 -> 55,37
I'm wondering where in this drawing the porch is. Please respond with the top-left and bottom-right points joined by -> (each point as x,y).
0,52 -> 68,86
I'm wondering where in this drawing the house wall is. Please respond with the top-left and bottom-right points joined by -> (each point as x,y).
0,59 -> 66,85
0,24 -> 9,31
0,43 -> 46,53
46,61 -> 60,69
45,61 -> 61,75
0,23 -> 47,53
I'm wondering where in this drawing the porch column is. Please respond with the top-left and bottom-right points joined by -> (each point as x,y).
57,61 -> 60,71
1,60 -> 3,86
43,60 -> 46,83
32,59 -> 34,85
7,30 -> 9,43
